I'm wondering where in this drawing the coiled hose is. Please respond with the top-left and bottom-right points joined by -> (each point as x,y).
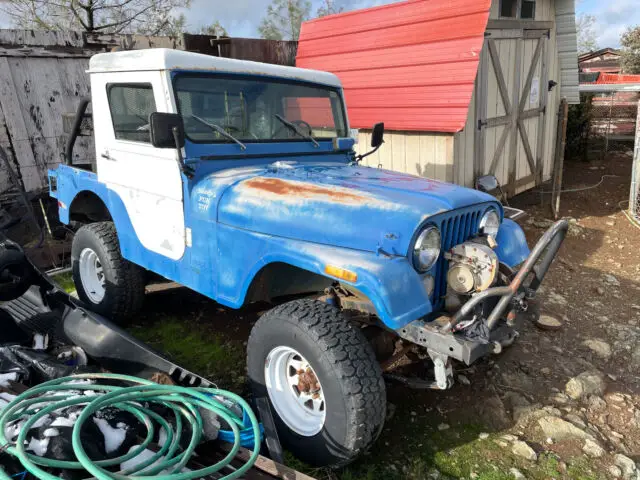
0,373 -> 260,479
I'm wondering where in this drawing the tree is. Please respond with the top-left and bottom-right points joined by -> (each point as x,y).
620,25 -> 640,74
258,0 -> 311,41
0,0 -> 190,36
316,0 -> 343,18
576,13 -> 598,54
200,20 -> 228,37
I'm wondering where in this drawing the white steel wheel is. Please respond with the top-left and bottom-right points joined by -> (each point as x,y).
265,346 -> 326,437
78,247 -> 106,303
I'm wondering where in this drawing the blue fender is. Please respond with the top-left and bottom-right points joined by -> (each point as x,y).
215,223 -> 433,330
495,219 -> 530,268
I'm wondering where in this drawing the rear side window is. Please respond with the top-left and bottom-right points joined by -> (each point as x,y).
107,84 -> 156,142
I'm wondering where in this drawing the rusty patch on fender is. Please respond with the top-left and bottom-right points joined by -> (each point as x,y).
244,177 -> 365,204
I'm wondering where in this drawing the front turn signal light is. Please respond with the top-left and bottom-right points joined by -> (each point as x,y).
325,265 -> 358,283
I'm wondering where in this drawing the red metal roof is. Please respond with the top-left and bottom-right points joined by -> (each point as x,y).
296,0 -> 491,133
596,73 -> 640,84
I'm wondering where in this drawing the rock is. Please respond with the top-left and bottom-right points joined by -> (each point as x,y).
494,440 -> 509,448
582,339 -> 612,360
583,438 -> 605,458
501,434 -> 518,442
537,416 -> 594,442
511,440 -> 537,461
541,367 -> 551,376
457,374 -> 470,386
438,423 -> 450,431
587,395 -> 607,412
603,274 -> 620,287
614,454 -> 637,479
609,465 -> 623,478
479,394 -> 511,430
510,467 -> 525,479
607,393 -> 625,403
565,371 -> 606,400
504,392 -> 533,422
597,286 -> 605,295
478,432 -> 489,440
549,392 -> 571,405
565,413 -> 587,429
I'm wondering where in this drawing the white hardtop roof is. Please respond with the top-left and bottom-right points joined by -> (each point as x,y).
88,48 -> 342,87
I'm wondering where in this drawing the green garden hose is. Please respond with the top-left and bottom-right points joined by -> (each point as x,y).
0,373 -> 261,479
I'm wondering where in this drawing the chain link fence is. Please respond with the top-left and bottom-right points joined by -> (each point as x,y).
569,88 -> 640,224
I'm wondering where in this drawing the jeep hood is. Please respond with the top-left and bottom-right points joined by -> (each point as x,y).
212,162 -> 497,255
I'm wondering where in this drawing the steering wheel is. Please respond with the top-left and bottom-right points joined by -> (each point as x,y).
273,119 -> 313,139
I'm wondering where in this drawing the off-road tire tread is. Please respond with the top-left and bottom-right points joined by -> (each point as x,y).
248,299 -> 386,466
73,222 -> 145,321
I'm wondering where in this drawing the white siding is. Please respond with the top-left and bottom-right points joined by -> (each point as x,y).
555,0 -> 580,104
355,131 -> 455,182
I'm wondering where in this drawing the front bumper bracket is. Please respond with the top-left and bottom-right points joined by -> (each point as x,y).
397,219 -> 569,364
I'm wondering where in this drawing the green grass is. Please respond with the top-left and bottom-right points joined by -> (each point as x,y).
51,271 -> 76,294
129,317 -> 246,391
285,411 -> 602,480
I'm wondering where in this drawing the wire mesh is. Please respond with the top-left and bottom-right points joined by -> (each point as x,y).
590,92 -> 639,141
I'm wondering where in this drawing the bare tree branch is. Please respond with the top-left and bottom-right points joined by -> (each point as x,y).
0,0 -> 191,35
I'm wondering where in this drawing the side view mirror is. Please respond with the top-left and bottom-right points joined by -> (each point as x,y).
475,175 -> 499,193
149,112 -> 194,178
371,122 -> 384,148
150,112 -> 185,149
354,122 -> 385,164
475,174 -> 527,220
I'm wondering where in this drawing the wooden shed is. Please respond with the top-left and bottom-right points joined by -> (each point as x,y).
297,0 -> 579,197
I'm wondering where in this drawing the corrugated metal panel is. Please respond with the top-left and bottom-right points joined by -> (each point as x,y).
297,0 -> 491,133
555,0 -> 579,104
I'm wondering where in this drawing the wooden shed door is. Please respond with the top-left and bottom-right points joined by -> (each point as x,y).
475,27 -> 550,197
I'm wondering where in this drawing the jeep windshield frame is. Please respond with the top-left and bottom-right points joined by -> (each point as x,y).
172,72 -> 348,145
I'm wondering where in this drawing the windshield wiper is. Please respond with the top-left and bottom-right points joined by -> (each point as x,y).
274,114 -> 319,147
190,114 -> 246,150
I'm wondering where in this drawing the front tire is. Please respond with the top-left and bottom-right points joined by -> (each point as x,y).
71,222 -> 144,323
247,299 -> 386,467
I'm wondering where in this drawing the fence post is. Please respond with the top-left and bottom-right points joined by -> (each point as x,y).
630,98 -> 640,222
551,98 -> 569,219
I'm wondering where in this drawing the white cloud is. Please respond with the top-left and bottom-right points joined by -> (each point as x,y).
578,0 -> 640,48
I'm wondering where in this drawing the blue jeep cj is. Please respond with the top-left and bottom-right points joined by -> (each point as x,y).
49,49 -> 567,467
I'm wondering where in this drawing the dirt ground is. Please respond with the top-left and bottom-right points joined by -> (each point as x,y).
47,147 -> 640,479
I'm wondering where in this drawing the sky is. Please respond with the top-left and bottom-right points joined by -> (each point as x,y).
577,0 -> 639,47
0,0 -> 638,49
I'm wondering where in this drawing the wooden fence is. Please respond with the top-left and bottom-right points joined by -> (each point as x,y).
0,29 -> 297,194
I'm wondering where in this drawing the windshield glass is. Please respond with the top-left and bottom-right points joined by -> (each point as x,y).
174,74 -> 347,144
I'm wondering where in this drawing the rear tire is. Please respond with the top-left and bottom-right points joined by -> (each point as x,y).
71,222 -> 144,323
247,299 -> 386,467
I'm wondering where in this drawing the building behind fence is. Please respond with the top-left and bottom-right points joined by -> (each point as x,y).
0,29 -> 296,195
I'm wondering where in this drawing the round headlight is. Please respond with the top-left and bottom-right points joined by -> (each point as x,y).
413,226 -> 441,272
479,209 -> 500,237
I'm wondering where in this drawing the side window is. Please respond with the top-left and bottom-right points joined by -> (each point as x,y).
521,0 -> 535,19
499,0 -> 535,19
107,84 -> 156,143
